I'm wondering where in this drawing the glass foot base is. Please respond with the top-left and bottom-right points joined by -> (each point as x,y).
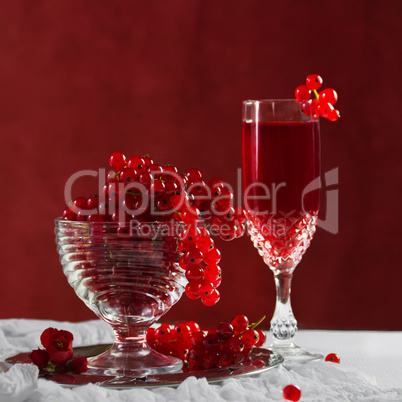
87,344 -> 183,378
271,341 -> 322,367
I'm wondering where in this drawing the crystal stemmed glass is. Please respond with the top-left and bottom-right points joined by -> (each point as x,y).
55,219 -> 187,380
242,99 -> 322,363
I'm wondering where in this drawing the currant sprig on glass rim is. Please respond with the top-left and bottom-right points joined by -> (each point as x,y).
61,152 -> 247,306
146,314 -> 267,371
295,74 -> 340,121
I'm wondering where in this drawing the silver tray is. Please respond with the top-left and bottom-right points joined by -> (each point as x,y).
3,344 -> 283,389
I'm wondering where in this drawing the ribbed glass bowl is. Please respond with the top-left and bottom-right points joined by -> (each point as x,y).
55,218 -> 187,379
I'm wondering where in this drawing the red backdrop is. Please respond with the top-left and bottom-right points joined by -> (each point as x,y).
1,0 -> 401,330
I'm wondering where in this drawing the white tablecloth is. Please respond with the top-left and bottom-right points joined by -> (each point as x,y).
0,319 -> 401,401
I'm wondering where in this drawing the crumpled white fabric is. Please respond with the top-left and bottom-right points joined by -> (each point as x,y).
0,364 -> 38,402
1,319 -> 402,402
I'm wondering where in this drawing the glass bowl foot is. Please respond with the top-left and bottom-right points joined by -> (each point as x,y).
271,341 -> 322,367
87,344 -> 183,378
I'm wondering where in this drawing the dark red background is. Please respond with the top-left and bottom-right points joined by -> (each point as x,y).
1,0 -> 401,330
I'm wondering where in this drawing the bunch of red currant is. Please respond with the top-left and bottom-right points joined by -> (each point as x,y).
146,315 -> 266,371
295,74 -> 340,121
62,152 -> 246,306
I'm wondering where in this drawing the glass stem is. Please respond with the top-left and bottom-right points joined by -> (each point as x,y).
113,324 -> 148,351
271,270 -> 298,346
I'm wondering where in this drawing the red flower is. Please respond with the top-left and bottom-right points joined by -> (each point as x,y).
29,348 -> 49,369
40,328 -> 74,364
68,357 -> 88,374
41,328 -> 73,348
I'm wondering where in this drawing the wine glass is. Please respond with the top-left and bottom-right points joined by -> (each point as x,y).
55,219 -> 187,381
242,99 -> 322,363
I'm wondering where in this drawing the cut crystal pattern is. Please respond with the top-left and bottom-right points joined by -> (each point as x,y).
247,213 -> 317,270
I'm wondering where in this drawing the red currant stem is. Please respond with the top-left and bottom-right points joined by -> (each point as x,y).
235,315 -> 267,339
313,89 -> 320,100
248,315 -> 266,331
126,191 -> 142,196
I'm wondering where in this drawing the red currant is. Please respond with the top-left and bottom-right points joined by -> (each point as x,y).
185,281 -> 201,300
191,331 -> 205,346
187,179 -> 208,197
170,340 -> 189,360
306,74 -> 323,90
328,108 -> 340,121
241,329 -> 259,346
202,333 -> 220,351
155,326 -> 171,343
198,279 -> 215,297
109,151 -> 127,170
181,207 -> 201,224
227,336 -> 244,354
203,264 -> 221,284
62,207 -> 76,220
142,156 -> 154,169
216,322 -> 234,340
201,288 -> 220,306
196,236 -> 214,253
184,249 -> 203,266
181,224 -> 202,247
86,194 -> 99,209
219,226 -> 236,241
119,167 -> 138,183
283,385 -> 301,401
319,88 -> 338,105
72,196 -> 88,210
234,207 -> 247,224
255,330 -> 266,347
325,353 -> 340,363
151,179 -> 166,196
203,350 -> 220,368
127,155 -> 145,171
188,344 -> 206,363
186,168 -> 203,181
317,101 -> 334,118
138,172 -> 153,189
173,323 -> 191,340
186,321 -> 201,334
231,315 -> 249,333
220,349 -> 236,366
295,84 -> 311,101
185,266 -> 203,282
146,327 -> 156,342
203,247 -> 221,265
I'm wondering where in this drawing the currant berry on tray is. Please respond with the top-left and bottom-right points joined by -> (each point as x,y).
147,315 -> 266,372
61,152 -> 246,306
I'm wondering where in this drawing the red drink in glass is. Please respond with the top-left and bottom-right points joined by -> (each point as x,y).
243,120 -> 320,268
242,120 -> 320,215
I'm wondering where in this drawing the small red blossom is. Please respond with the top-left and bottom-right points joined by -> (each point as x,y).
29,348 -> 49,369
41,328 -> 74,348
41,328 -> 74,364
69,357 -> 88,374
